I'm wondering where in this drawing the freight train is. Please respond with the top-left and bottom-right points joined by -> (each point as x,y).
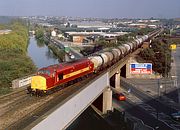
27,29 -> 161,96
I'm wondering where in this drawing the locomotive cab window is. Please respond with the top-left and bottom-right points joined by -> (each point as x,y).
58,73 -> 63,80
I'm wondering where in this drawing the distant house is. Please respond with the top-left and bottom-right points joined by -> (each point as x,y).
29,30 -> 35,35
51,30 -> 56,37
129,23 -> 147,28
72,35 -> 85,43
148,25 -> 157,29
57,34 -> 64,38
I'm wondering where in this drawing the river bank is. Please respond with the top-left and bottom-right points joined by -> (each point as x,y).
0,21 -> 36,95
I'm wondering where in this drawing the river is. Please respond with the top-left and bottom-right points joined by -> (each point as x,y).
27,36 -> 59,68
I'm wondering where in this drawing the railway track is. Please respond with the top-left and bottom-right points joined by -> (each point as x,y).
0,73 -> 98,130
0,46 -> 134,129
0,87 -> 27,102
0,87 -> 28,115
0,91 -> 49,129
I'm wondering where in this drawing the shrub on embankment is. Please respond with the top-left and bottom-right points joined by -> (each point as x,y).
139,38 -> 171,77
48,43 -> 65,61
0,21 -> 36,95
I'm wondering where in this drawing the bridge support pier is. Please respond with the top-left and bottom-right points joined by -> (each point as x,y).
103,87 -> 113,114
126,57 -> 133,78
115,70 -> 121,89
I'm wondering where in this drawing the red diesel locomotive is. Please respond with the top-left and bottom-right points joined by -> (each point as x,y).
27,58 -> 94,95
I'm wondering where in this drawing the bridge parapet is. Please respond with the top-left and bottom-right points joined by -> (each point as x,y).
27,72 -> 109,130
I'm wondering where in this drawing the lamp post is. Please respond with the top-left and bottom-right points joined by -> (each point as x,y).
164,52 -> 168,94
157,78 -> 160,120
174,76 -> 180,103
157,78 -> 163,120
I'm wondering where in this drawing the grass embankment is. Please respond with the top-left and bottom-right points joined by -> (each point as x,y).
0,21 -> 36,95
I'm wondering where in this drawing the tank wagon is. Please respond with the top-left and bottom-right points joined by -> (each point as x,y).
88,34 -> 150,72
28,30 -> 160,96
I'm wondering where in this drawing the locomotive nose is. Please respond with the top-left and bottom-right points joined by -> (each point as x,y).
31,76 -> 47,91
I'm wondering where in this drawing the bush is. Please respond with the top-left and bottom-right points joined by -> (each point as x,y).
139,39 -> 171,77
0,21 -> 36,95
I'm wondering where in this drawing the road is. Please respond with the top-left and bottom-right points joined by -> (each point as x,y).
113,85 -> 180,130
113,99 -> 174,130
117,82 -> 180,128
114,47 -> 180,130
170,47 -> 180,103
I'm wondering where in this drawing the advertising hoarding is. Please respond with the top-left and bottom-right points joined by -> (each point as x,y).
130,63 -> 152,74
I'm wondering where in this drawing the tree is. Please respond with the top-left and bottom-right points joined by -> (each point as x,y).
139,39 -> 171,77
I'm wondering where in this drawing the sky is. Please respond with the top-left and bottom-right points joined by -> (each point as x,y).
0,0 -> 179,18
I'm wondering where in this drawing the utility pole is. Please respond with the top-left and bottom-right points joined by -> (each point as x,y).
157,78 -> 163,121
157,78 -> 160,120
164,52 -> 167,94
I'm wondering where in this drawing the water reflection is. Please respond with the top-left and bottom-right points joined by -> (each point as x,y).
36,40 -> 46,48
27,36 -> 59,68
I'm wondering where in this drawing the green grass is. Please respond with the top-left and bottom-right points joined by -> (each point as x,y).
0,87 -> 12,96
0,21 -> 37,95
0,49 -> 37,95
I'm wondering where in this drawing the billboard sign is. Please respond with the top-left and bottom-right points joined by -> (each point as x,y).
130,63 -> 152,74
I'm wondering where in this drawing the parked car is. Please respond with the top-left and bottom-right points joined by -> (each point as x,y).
113,93 -> 126,101
171,111 -> 180,120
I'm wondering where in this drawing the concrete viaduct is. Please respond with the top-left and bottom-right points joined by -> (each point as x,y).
24,47 -> 143,130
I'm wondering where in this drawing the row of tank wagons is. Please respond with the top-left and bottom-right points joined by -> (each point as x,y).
88,35 -> 149,71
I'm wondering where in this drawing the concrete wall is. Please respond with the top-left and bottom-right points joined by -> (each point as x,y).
30,72 -> 109,130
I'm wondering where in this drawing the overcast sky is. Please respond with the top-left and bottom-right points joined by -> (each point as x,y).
0,0 -> 179,18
